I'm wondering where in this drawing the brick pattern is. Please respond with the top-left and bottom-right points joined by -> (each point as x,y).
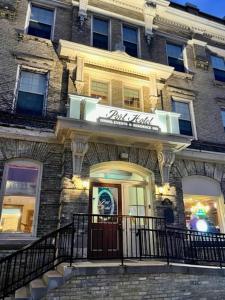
45,270 -> 225,300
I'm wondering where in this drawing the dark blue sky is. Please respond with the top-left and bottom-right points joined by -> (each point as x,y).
171,0 -> 225,18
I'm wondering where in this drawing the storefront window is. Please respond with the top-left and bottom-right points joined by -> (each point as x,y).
0,161 -> 41,234
184,198 -> 220,233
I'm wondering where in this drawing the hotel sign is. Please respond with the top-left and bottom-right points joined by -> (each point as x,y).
97,106 -> 160,132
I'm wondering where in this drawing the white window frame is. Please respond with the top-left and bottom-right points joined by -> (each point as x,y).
89,78 -> 111,105
122,84 -> 143,111
121,23 -> 141,58
166,42 -> 188,72
24,1 -> 56,40
0,159 -> 43,238
13,65 -> 49,116
172,97 -> 197,139
91,15 -> 111,51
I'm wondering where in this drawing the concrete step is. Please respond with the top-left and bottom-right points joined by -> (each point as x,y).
56,263 -> 73,279
29,278 -> 47,300
43,270 -> 64,290
15,286 -> 31,300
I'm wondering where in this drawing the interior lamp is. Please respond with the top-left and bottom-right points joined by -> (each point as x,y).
196,219 -> 208,232
82,180 -> 89,190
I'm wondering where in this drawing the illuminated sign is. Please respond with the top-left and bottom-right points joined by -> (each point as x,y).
97,106 -> 160,132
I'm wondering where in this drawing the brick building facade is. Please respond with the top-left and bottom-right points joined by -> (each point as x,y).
1,0 -> 225,258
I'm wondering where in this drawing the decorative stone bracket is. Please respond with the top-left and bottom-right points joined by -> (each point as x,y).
157,150 -> 175,185
69,56 -> 85,95
143,0 -> 157,45
71,135 -> 89,176
73,0 -> 88,29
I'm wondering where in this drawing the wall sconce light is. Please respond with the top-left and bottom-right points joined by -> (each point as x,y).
158,186 -> 164,196
82,180 -> 89,190
72,176 -> 90,190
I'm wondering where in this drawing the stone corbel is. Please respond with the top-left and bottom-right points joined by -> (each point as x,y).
149,73 -> 158,111
69,56 -> 85,95
157,150 -> 175,185
78,0 -> 88,29
71,135 -> 89,176
143,0 -> 157,46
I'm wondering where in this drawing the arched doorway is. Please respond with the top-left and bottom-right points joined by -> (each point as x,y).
182,176 -> 225,233
88,161 -> 154,258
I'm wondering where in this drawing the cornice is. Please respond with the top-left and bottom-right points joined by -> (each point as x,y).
58,40 -> 174,80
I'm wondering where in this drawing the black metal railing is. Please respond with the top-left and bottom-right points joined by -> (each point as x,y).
2,214 -> 225,299
0,222 -> 73,299
72,214 -> 166,263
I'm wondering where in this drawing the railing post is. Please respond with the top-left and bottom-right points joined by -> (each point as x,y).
70,215 -> 75,267
216,235 -> 222,269
119,216 -> 124,266
165,224 -> 170,266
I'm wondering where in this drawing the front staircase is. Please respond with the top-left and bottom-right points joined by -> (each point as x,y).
1,213 -> 225,299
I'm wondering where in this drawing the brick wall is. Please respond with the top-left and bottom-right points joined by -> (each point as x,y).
45,265 -> 225,300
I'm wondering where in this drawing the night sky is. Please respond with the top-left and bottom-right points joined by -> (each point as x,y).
171,0 -> 225,18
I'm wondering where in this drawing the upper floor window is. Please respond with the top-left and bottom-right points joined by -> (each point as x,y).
0,161 -> 41,235
123,25 -> 138,57
211,56 -> 225,82
92,17 -> 109,50
27,5 -> 54,39
16,70 -> 48,116
220,109 -> 225,131
123,87 -> 140,110
172,100 -> 193,136
91,80 -> 109,104
166,43 -> 185,72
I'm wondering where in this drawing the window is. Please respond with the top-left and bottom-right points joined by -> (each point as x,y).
0,161 -> 41,234
123,25 -> 138,57
16,70 -> 48,116
128,187 -> 146,217
123,87 -> 140,110
91,81 -> 109,104
92,17 -> 109,50
27,5 -> 54,39
221,109 -> 225,131
172,100 -> 193,136
211,56 -> 225,82
166,43 -> 185,72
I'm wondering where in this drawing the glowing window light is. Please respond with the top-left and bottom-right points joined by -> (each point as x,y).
196,219 -> 208,232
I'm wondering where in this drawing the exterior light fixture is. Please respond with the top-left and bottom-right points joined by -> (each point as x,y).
82,180 -> 89,190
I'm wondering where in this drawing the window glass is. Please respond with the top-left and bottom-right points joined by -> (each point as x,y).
93,17 -> 109,50
30,6 -> 53,25
167,43 -> 183,59
93,17 -> 108,35
28,5 -> 54,39
172,100 -> 193,136
124,87 -> 140,110
91,81 -> 109,104
16,71 -> 47,116
211,56 -> 225,82
123,25 -> 138,57
172,101 -> 191,120
167,43 -> 185,72
221,110 -> 225,130
0,162 -> 40,234
211,56 -> 225,70
128,186 -> 145,217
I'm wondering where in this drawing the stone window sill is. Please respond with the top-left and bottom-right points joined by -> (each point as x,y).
213,80 -> 225,88
172,71 -> 194,80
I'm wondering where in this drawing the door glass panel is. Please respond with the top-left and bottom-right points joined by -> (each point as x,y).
137,187 -> 144,205
92,186 -> 119,222
128,187 -> 137,205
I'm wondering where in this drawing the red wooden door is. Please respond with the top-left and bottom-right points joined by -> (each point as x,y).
88,182 -> 122,259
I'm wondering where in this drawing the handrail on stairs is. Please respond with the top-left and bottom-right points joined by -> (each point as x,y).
0,222 -> 74,299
